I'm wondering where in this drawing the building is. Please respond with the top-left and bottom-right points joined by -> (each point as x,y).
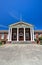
8,21 -> 34,42
0,21 -> 42,43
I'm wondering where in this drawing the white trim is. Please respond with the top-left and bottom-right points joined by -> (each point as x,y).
9,21 -> 34,27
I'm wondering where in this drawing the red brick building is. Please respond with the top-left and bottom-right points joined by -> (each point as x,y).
0,22 -> 42,43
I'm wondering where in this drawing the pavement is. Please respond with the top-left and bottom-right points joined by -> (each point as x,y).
0,44 -> 42,65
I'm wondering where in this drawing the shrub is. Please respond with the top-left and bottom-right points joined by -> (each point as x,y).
34,39 -> 37,41
39,37 -> 42,40
0,41 -> 2,45
39,37 -> 42,44
40,42 -> 42,45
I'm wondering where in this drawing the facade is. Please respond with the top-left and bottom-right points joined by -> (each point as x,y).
0,21 -> 42,42
8,22 -> 34,42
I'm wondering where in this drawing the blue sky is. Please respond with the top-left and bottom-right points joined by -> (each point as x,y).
0,0 -> 42,30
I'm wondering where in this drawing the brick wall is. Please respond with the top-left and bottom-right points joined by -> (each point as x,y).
0,33 -> 8,40
4,34 -> 8,40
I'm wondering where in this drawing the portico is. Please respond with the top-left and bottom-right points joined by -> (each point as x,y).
8,22 -> 34,42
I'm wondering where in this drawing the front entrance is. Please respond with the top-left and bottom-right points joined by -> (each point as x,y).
12,28 -> 31,41
19,28 -> 24,41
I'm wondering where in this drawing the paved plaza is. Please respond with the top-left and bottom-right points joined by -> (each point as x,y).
0,44 -> 42,65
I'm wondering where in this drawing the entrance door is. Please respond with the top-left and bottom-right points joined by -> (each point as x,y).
19,28 -> 24,41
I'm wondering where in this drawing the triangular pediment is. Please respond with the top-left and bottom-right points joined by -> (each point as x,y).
9,21 -> 34,28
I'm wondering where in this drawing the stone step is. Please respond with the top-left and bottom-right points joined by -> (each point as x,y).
12,41 -> 35,44
6,41 -> 36,44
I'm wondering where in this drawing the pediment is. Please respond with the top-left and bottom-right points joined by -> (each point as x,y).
9,21 -> 33,28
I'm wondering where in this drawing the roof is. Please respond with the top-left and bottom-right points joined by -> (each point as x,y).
35,30 -> 42,32
9,21 -> 34,27
0,30 -> 8,33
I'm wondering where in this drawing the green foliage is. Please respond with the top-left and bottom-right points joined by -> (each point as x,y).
40,43 -> 42,45
39,37 -> 42,40
39,37 -> 42,44
34,39 -> 37,41
40,40 -> 42,44
0,41 -> 2,45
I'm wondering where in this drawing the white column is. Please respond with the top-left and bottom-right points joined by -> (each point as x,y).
30,28 -> 32,41
8,27 -> 10,41
24,28 -> 25,41
8,27 -> 11,41
11,28 -> 12,41
17,28 -> 19,41
30,28 -> 34,41
33,29 -> 34,41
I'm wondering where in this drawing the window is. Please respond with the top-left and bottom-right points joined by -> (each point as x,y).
25,33 -> 29,39
26,33 -> 29,37
1,33 -> 4,39
25,28 -> 30,40
13,33 -> 17,39
19,28 -> 24,36
12,28 -> 17,40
